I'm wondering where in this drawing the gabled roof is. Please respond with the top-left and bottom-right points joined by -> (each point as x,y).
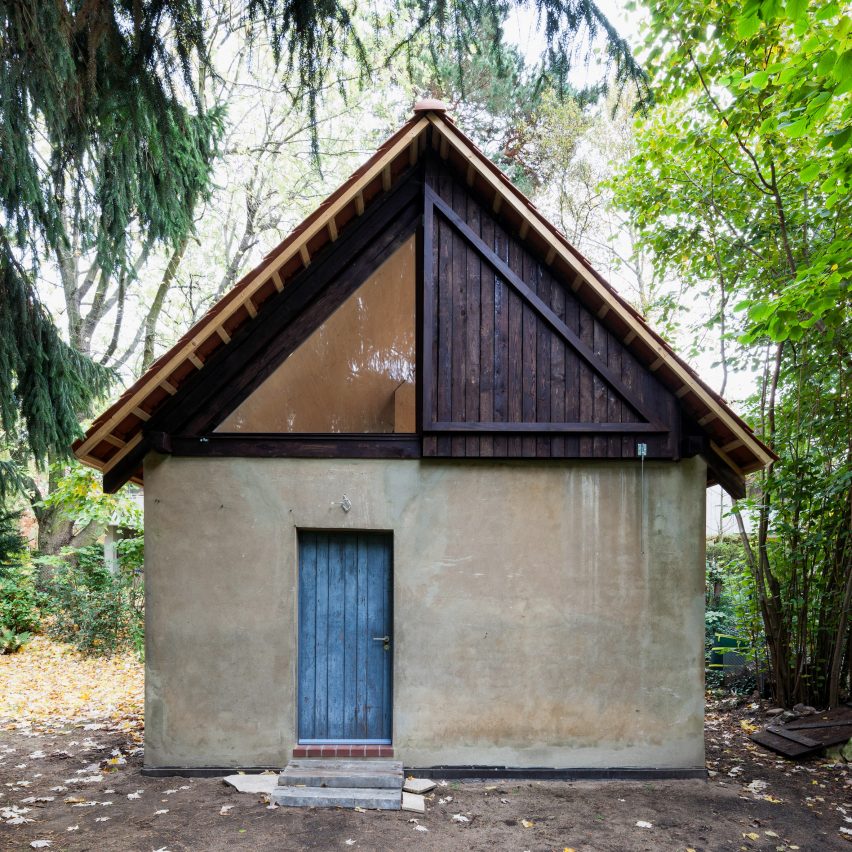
74,101 -> 775,488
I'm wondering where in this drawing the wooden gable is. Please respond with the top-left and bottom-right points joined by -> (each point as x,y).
74,102 -> 774,496
421,159 -> 679,460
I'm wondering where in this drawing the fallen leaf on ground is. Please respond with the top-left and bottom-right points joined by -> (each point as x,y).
452,814 -> 469,823
0,637 -> 143,725
155,809 -> 169,815
743,832 -> 760,840
636,820 -> 653,829
219,805 -> 234,815
30,842 -> 52,849
521,818 -> 534,828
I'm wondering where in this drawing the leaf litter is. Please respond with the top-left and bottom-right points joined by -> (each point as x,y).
0,640 -> 850,849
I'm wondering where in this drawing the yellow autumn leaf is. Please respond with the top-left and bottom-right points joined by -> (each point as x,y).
740,720 -> 759,732
743,832 -> 760,840
521,819 -> 534,828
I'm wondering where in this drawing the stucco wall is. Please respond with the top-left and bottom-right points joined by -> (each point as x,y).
143,455 -> 706,769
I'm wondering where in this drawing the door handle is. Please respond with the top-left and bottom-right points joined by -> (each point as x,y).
372,636 -> 390,643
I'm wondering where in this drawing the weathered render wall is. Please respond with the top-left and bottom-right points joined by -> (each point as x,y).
143,455 -> 706,769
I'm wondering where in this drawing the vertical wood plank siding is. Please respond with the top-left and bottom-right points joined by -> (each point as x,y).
422,159 -> 679,459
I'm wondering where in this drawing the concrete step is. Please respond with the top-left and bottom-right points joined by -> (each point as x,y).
282,758 -> 403,789
271,785 -> 401,809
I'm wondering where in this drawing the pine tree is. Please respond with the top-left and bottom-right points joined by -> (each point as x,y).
0,0 -> 222,485
0,0 -> 645,492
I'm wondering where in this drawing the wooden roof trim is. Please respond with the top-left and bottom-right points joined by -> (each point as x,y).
426,113 -> 774,472
75,116 -> 430,464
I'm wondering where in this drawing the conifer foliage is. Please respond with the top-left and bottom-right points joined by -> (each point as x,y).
0,0 -> 221,475
0,0 -> 643,486
247,0 -> 648,143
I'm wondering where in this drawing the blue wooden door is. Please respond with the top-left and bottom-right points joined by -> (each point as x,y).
298,531 -> 392,743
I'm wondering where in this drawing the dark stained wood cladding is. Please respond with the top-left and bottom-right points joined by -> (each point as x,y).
422,158 -> 680,460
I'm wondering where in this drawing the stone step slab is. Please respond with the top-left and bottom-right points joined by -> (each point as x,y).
403,778 -> 437,795
271,785 -> 401,810
401,791 -> 426,813
223,774 -> 279,795
282,758 -> 403,790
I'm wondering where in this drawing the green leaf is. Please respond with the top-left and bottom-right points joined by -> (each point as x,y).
781,117 -> 809,137
831,126 -> 852,150
834,49 -> 852,81
784,0 -> 807,22
798,162 -> 823,182
751,70 -> 770,89
816,1 -> 840,20
817,50 -> 838,76
736,14 -> 762,38
833,16 -> 852,38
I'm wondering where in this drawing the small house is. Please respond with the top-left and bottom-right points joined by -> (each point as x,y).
74,102 -> 773,777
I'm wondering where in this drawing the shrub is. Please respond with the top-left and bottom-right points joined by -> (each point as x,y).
42,542 -> 144,658
705,536 -> 767,694
0,509 -> 41,653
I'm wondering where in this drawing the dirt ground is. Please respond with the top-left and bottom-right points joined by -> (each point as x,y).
1,641 -> 851,850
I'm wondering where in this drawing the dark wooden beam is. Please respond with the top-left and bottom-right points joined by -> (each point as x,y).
424,421 -> 669,433
425,186 -> 667,431
703,443 -> 746,500
103,447 -> 147,494
160,433 -> 421,459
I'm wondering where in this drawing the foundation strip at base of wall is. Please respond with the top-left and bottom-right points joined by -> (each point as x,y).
406,766 -> 708,780
141,766 -> 281,778
141,765 -> 707,780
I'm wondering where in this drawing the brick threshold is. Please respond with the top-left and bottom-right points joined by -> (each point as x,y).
292,745 -> 393,758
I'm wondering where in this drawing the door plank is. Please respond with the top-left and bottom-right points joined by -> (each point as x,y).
365,538 -> 385,740
327,535 -> 345,739
342,535 -> 359,740
298,534 -> 317,740
314,533 -> 330,739
355,536 -> 370,741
